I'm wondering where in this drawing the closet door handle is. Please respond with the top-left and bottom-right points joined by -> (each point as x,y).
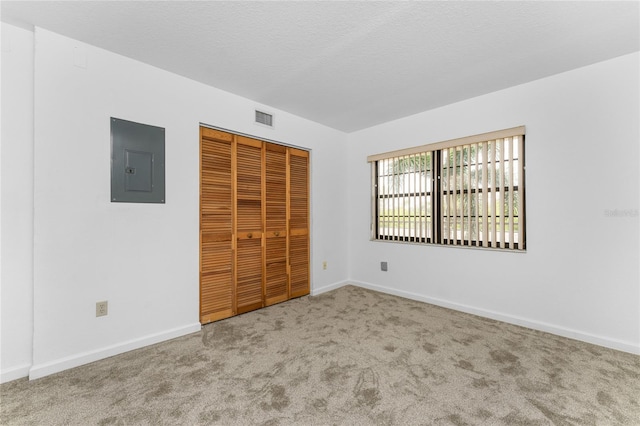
247,233 -> 253,239
274,231 -> 280,237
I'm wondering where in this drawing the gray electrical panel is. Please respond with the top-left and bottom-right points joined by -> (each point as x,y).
111,117 -> 165,203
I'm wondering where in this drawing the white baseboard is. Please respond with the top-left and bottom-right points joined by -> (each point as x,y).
311,280 -> 349,296
349,280 -> 640,355
1,363 -> 32,384
28,323 -> 201,380
12,282 -> 638,382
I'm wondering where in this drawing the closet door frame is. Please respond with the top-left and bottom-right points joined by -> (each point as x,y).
199,125 -> 310,324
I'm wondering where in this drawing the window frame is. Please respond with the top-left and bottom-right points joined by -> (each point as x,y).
369,126 -> 526,251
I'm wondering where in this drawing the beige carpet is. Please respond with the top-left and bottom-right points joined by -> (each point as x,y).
2,285 -> 639,425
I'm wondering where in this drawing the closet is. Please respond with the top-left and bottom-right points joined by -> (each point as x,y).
199,127 -> 309,324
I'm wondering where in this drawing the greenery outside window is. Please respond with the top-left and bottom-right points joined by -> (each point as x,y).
368,127 -> 526,251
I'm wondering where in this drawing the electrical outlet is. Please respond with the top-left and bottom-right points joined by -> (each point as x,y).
322,261 -> 327,270
381,261 -> 388,272
96,301 -> 108,317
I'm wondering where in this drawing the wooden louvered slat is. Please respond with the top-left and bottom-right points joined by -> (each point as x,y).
265,143 -> 288,305
288,149 -> 310,298
200,239 -> 232,317
266,144 -> 287,232
289,234 -> 309,298
235,137 -> 264,314
265,236 -> 287,305
236,200 -> 262,231
237,142 -> 263,231
200,129 -> 234,323
236,238 -> 263,314
289,151 -> 309,231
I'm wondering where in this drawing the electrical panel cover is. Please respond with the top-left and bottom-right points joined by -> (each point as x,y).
111,117 -> 165,203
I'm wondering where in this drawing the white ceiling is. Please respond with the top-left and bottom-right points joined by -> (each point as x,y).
2,1 -> 639,132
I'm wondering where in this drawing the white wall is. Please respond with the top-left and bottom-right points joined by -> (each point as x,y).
1,24 -> 35,382
1,24 -> 349,381
347,52 -> 640,354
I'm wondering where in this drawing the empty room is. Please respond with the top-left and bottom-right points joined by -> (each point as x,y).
1,1 -> 639,425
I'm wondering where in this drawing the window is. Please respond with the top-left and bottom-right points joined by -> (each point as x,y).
368,126 -> 525,251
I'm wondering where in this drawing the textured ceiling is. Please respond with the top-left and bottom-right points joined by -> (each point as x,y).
2,1 -> 639,132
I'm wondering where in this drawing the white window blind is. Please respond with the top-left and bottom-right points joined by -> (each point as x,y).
368,127 -> 526,251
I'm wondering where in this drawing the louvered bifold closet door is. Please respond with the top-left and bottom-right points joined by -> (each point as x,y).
265,143 -> 288,306
200,128 -> 234,324
288,148 -> 310,298
235,136 -> 265,314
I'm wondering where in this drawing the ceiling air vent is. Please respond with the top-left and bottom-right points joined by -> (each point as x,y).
255,110 -> 273,127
